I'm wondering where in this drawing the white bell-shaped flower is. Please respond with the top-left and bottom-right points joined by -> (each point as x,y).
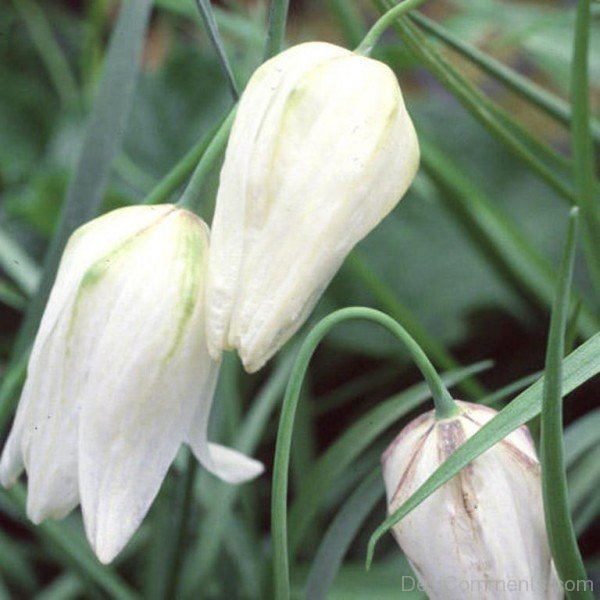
0,204 -> 263,564
206,41 -> 420,372
382,401 -> 561,600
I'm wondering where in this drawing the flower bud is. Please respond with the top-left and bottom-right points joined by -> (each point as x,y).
0,205 -> 263,564
381,401 -> 561,600
206,41 -> 420,372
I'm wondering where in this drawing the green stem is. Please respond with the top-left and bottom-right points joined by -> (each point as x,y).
354,0 -> 428,55
570,0 -> 600,298
541,209 -> 592,600
271,307 -> 455,599
264,0 -> 290,59
177,109 -> 236,211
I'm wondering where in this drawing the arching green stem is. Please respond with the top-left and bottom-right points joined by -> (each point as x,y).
271,307 -> 456,599
354,0 -> 428,56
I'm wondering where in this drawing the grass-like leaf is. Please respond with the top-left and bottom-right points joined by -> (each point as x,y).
195,0 -> 240,99
410,11 -> 600,144
304,468 -> 383,600
0,485 -> 138,600
367,329 -> 600,565
540,208 -> 591,598
564,408 -> 600,468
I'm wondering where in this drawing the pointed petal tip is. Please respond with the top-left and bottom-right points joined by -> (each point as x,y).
204,443 -> 264,484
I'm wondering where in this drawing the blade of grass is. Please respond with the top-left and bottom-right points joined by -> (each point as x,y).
0,485 -> 138,600
570,0 -> 600,297
304,468 -> 383,600
373,0 -> 577,205
367,329 -> 600,565
420,138 -> 599,338
264,0 -> 290,59
0,0 -> 153,428
540,208 -> 591,598
410,11 -> 600,145
36,574 -> 83,600
195,0 -> 239,99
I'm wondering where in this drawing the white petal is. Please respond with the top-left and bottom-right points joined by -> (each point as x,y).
75,209 -> 212,563
0,204 -> 176,521
205,42 -> 351,362
185,361 -> 264,484
206,42 -> 419,372
206,444 -> 264,484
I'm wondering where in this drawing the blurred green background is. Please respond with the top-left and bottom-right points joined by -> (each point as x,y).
0,0 -> 598,598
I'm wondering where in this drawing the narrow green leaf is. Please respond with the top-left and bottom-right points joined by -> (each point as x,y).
264,0 -> 290,59
540,208 -> 591,598
367,330 -> 600,565
195,0 -> 240,99
36,574 -> 83,600
0,485 -> 138,600
570,0 -> 600,296
0,0 -> 153,429
410,11 -> 600,145
0,280 -> 27,312
304,468 -> 383,600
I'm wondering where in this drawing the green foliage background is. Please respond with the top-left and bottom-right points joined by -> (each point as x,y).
0,0 -> 598,598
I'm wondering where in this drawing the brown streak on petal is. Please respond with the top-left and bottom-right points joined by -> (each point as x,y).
389,424 -> 435,504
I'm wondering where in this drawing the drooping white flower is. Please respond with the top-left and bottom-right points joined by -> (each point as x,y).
381,401 -> 561,600
0,204 -> 263,564
206,41 -> 420,373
